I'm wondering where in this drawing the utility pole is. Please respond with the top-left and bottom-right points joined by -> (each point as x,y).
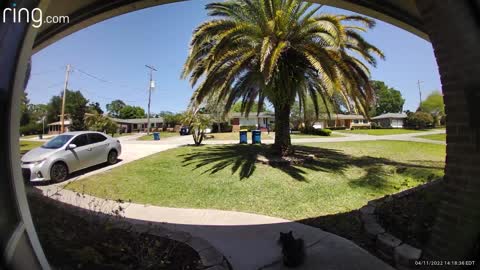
60,64 -> 71,133
145,65 -> 157,135
417,80 -> 424,108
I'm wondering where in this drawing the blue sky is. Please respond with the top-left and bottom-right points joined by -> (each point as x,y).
28,0 -> 441,113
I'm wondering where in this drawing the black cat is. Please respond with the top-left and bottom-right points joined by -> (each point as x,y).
279,231 -> 305,268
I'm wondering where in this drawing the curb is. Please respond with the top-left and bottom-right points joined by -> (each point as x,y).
359,179 -> 441,270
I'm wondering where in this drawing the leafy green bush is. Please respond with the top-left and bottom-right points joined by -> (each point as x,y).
20,122 -> 43,135
407,111 -> 434,129
316,128 -> 332,136
299,126 -> 332,136
240,125 -> 258,131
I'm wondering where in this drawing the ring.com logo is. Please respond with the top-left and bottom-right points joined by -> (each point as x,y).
2,2 -> 69,28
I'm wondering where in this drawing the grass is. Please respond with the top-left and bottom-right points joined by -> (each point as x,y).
337,128 -> 429,136
67,141 -> 445,220
416,133 -> 446,141
138,132 -> 179,141
20,141 -> 44,155
112,133 -> 135,137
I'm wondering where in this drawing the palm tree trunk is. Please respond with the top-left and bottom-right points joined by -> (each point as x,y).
273,104 -> 293,156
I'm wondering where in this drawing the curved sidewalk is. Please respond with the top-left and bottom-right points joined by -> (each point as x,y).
36,186 -> 393,270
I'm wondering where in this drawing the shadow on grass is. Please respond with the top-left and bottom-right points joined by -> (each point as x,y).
180,144 -> 443,186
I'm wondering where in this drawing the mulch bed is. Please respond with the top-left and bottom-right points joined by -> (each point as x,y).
28,195 -> 201,270
375,180 -> 445,249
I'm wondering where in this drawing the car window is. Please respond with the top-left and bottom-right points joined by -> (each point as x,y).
89,133 -> 107,143
42,135 -> 74,149
71,134 -> 89,147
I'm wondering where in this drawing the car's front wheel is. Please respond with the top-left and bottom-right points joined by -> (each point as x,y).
107,150 -> 118,165
50,162 -> 68,183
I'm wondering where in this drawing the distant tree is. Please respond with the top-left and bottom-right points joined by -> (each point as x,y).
118,105 -> 145,119
106,99 -> 126,118
85,113 -> 118,136
88,102 -> 104,115
46,90 -> 88,131
420,91 -> 444,126
66,91 -> 89,131
371,80 -> 405,116
20,92 -> 31,126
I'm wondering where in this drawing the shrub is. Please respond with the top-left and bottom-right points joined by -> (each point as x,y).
316,128 -> 332,136
299,126 -> 332,136
240,125 -> 258,131
20,122 -> 43,135
407,111 -> 434,129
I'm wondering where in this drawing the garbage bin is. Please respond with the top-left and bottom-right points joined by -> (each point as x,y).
239,130 -> 248,144
38,134 -> 43,139
153,132 -> 160,141
252,130 -> 261,144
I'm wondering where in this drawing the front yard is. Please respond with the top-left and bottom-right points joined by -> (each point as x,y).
20,140 -> 44,155
416,133 -> 446,141
205,132 -> 343,141
66,141 -> 445,220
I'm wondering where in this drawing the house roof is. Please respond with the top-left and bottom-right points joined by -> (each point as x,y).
371,113 -> 407,120
318,113 -> 366,120
110,117 -> 164,124
47,120 -> 71,126
229,112 -> 275,118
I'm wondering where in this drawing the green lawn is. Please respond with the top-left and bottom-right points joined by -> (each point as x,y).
337,128 -> 429,136
66,141 -> 445,220
137,132 -> 179,141
20,141 -> 44,155
416,133 -> 446,141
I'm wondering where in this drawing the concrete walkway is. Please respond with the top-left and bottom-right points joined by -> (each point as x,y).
36,186 -> 393,270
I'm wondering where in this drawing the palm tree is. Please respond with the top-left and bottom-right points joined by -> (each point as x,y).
182,0 -> 384,155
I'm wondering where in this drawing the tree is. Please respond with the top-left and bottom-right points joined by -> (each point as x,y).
66,91 -> 89,131
46,90 -> 88,131
182,111 -> 211,146
85,113 -> 118,136
406,111 -> 434,129
20,92 -> 31,126
420,91 -> 444,126
88,102 -> 104,115
106,99 -> 126,118
371,80 -> 405,116
182,0 -> 383,155
118,105 -> 145,119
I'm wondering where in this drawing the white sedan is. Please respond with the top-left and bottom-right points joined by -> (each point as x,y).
21,131 -> 122,183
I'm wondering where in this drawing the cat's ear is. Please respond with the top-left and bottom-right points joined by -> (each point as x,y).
288,231 -> 293,236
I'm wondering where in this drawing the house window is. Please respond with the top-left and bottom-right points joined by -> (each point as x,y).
133,124 -> 138,129
353,120 -> 359,124
363,120 -> 369,124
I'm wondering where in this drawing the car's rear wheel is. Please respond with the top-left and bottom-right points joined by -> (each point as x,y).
107,150 -> 118,165
50,162 -> 68,183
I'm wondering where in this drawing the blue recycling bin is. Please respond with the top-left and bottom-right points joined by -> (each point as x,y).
153,132 -> 160,141
239,130 -> 248,144
252,130 -> 261,144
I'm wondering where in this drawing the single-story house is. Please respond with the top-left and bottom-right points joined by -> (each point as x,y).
371,113 -> 407,128
47,120 -> 71,135
110,117 -> 164,133
229,112 -> 275,132
313,114 -> 370,129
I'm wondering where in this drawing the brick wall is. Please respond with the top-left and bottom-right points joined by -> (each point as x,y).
416,0 -> 480,263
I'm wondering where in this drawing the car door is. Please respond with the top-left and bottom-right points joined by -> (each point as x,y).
88,133 -> 110,165
67,134 -> 97,171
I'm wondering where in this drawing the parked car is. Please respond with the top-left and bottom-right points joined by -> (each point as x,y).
21,131 -> 122,183
179,126 -> 190,136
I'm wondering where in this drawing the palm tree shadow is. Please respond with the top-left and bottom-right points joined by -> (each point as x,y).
179,144 -> 443,184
